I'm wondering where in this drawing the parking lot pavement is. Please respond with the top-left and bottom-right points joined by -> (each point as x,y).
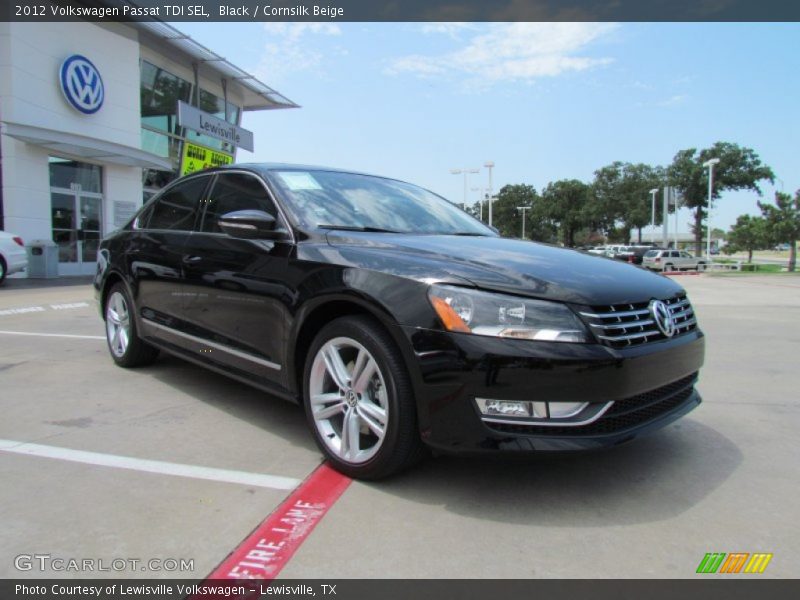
0,281 -> 323,579
1,274 -> 798,579
279,274 -> 800,579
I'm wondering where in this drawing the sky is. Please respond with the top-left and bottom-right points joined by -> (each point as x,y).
173,21 -> 799,234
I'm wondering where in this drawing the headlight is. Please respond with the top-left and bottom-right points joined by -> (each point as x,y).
428,284 -> 590,343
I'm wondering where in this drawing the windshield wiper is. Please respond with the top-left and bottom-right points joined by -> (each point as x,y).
319,225 -> 401,233
450,232 -> 490,236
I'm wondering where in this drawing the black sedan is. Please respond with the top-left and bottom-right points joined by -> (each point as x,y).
94,164 -> 704,479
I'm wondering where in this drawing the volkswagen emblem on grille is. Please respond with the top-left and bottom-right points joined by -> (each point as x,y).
60,55 -> 104,115
650,299 -> 676,337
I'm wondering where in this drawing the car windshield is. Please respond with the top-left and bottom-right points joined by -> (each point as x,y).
267,169 -> 494,236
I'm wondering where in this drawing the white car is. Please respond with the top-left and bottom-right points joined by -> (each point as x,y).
0,231 -> 28,284
642,249 -> 708,272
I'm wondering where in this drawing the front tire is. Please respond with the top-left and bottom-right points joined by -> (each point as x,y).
303,316 -> 426,479
0,257 -> 6,285
104,283 -> 159,368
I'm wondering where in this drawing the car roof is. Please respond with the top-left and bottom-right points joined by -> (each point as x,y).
205,162 -> 385,180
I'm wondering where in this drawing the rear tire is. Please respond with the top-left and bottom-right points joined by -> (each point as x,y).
104,283 -> 159,368
0,257 -> 7,285
663,263 -> 673,272
303,315 -> 426,479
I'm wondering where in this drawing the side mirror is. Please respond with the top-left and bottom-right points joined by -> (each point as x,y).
218,210 -> 285,240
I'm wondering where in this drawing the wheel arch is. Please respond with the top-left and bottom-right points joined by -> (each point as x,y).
288,295 -> 421,404
100,270 -> 132,320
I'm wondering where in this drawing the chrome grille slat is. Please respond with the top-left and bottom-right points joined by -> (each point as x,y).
596,330 -> 659,343
579,308 -> 650,319
580,295 -> 698,348
589,319 -> 655,330
667,298 -> 690,310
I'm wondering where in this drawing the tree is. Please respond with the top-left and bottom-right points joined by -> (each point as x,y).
667,142 -> 774,255
759,191 -> 800,272
492,184 -> 533,239
591,162 -> 665,243
541,179 -> 591,247
726,215 -> 767,263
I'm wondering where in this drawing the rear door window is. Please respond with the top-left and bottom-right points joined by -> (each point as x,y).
145,176 -> 210,231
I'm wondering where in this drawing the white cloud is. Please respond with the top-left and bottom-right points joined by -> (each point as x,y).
387,23 -> 617,87
418,23 -> 476,39
256,23 -> 342,83
658,94 -> 689,107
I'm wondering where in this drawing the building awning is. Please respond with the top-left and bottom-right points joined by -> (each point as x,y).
1,122 -> 173,171
131,21 -> 299,112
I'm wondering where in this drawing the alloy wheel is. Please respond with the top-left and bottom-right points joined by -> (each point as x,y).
106,291 -> 131,358
308,337 -> 389,464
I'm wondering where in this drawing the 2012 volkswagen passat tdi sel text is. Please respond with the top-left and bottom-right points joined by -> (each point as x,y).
94,165 -> 705,479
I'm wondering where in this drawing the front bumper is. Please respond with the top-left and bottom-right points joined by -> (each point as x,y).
400,325 -> 705,454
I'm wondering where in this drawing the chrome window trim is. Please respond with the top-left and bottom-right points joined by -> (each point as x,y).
144,319 -> 281,371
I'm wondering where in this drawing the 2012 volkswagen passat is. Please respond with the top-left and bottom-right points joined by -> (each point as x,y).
94,164 -> 705,479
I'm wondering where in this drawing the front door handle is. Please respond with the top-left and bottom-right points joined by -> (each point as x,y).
183,255 -> 203,264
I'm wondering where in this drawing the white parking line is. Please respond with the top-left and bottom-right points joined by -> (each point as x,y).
0,439 -> 301,491
0,330 -> 104,340
0,302 -> 90,316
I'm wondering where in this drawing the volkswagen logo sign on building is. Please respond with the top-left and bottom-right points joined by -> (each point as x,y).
650,299 -> 676,338
59,55 -> 104,114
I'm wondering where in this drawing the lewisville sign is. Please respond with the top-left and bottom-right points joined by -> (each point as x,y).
177,100 -> 254,152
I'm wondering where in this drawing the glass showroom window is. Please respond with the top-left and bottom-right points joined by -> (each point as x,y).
140,61 -> 192,135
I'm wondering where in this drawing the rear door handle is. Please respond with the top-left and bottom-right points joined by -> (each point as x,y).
183,255 -> 203,264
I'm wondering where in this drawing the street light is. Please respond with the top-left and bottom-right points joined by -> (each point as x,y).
450,167 -> 480,210
703,158 -> 720,259
484,161 -> 495,227
517,206 -> 530,239
649,188 -> 659,243
471,186 -> 485,221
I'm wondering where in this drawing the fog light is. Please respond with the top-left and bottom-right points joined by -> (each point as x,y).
487,400 -> 530,417
476,399 -> 548,418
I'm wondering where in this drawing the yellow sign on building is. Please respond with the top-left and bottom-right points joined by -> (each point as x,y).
180,142 -> 233,176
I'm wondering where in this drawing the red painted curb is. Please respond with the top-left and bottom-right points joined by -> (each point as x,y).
201,463 -> 351,589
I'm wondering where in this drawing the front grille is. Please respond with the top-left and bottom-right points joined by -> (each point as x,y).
579,294 -> 697,348
486,372 -> 698,437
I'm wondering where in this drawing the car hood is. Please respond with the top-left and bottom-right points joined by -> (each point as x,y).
323,232 -> 683,306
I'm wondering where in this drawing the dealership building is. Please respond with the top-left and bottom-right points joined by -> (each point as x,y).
0,20 -> 296,275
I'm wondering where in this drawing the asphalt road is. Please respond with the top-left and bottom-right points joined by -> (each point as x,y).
0,273 -> 797,579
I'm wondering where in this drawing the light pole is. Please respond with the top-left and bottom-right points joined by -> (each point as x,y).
703,158 -> 720,259
471,186 -> 485,221
517,206 -> 530,239
484,161 -> 495,227
649,188 -> 659,243
450,167 -> 480,210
